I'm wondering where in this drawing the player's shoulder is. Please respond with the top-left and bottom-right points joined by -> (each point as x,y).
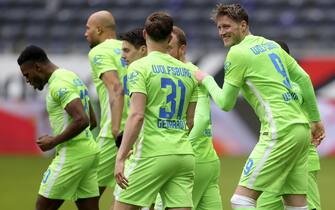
89,39 -> 121,56
185,62 -> 198,72
129,55 -> 150,69
49,69 -> 79,87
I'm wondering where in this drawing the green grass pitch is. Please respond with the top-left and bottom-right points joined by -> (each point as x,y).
0,156 -> 333,209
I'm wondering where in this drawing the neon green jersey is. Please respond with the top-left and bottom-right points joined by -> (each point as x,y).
46,69 -> 98,158
88,39 -> 128,138
127,51 -> 198,157
291,83 -> 320,171
186,62 -> 218,162
224,35 -> 308,136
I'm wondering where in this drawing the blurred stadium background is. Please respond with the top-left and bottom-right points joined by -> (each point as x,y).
0,0 -> 334,209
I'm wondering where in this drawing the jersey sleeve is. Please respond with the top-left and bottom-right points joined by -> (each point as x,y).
50,80 -> 80,109
284,53 -> 321,122
202,76 -> 240,111
188,95 -> 210,141
89,49 -> 118,78
224,48 -> 248,88
127,62 -> 147,96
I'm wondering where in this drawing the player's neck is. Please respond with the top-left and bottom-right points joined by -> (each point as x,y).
147,43 -> 169,54
180,55 -> 186,63
45,63 -> 59,80
100,31 -> 116,42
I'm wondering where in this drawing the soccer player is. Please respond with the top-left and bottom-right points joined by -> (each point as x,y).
85,10 -> 127,197
257,41 -> 323,210
120,28 -> 147,66
195,4 -> 325,210
120,28 -> 154,210
167,26 -> 222,210
17,45 -> 99,210
113,12 -> 198,210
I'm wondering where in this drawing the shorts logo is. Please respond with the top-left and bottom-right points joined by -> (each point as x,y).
243,158 -> 254,176
42,168 -> 51,184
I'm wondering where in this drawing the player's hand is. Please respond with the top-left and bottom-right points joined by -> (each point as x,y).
36,135 -> 57,151
194,70 -> 209,83
114,157 -> 128,189
310,121 -> 325,146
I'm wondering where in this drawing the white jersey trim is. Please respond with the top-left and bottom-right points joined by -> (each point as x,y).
245,80 -> 277,188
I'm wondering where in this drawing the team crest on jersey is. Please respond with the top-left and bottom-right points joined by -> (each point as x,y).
114,48 -> 121,54
93,55 -> 103,65
73,78 -> 84,86
57,88 -> 68,98
224,61 -> 231,71
128,71 -> 139,84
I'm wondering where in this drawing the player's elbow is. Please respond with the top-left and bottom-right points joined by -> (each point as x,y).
74,114 -> 90,130
113,81 -> 124,95
131,111 -> 145,124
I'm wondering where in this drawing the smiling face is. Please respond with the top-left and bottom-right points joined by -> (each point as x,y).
20,62 -> 46,90
216,15 -> 246,47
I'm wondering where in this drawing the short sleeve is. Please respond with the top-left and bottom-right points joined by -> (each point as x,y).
50,81 -> 79,109
89,50 -> 118,78
127,62 -> 147,96
224,48 -> 248,88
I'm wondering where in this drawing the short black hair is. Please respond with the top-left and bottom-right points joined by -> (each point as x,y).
119,28 -> 146,49
274,40 -> 290,54
17,45 -> 49,66
145,11 -> 173,42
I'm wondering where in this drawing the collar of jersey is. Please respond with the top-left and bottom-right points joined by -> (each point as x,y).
48,68 -> 61,84
148,51 -> 169,57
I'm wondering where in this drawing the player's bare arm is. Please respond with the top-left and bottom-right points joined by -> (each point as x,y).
115,92 -> 146,189
88,101 -> 97,130
186,102 -> 196,131
100,70 -> 124,139
36,98 -> 89,151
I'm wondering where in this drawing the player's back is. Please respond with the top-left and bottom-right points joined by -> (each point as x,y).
224,35 -> 308,135
127,51 -> 197,158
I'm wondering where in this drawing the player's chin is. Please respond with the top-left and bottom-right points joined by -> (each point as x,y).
223,39 -> 232,47
36,83 -> 45,91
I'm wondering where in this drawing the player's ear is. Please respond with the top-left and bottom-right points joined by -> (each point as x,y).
240,20 -> 248,33
140,45 -> 147,55
143,29 -> 147,40
97,26 -> 103,35
34,62 -> 42,72
180,44 -> 186,54
167,34 -> 172,43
